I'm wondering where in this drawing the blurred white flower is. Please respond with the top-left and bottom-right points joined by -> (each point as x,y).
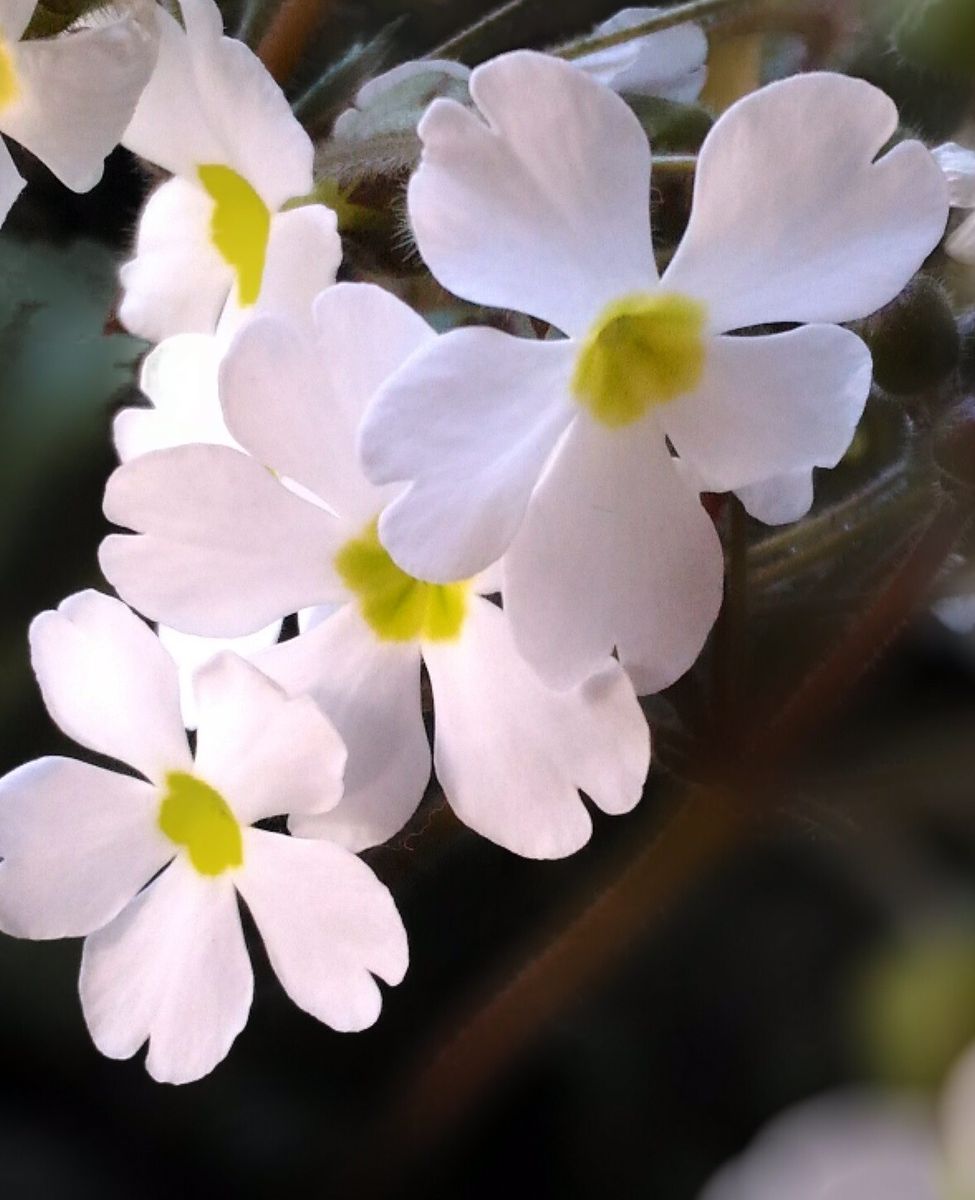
699,1042 -> 975,1200
359,54 -> 947,692
100,284 -> 651,860
934,142 -> 975,266
0,591 -> 407,1084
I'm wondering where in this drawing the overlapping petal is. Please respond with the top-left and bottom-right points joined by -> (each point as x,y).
119,177 -> 230,341
256,604 -> 430,852
0,758 -> 169,940
409,50 -> 657,336
191,652 -> 346,825
504,417 -> 724,693
80,858 -> 252,1086
0,134 -> 23,227
663,325 -> 872,494
362,329 -> 576,582
123,0 -> 312,205
221,284 -> 432,525
0,0 -> 37,41
4,16 -> 158,193
29,591 -> 191,782
101,445 -> 345,636
663,73 -> 948,333
424,597 -> 649,859
736,470 -> 815,527
159,621 -> 284,729
114,334 -> 232,462
236,828 -> 408,1032
219,206 -> 341,335
577,8 -> 707,101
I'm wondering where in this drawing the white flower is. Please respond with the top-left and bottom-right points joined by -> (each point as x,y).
0,590 -> 407,1084
118,0 -> 341,342
0,0 -> 158,227
333,8 -> 706,142
358,54 -> 948,692
933,142 -> 975,266
100,283 -> 651,860
113,187 -> 349,722
698,1043 -> 975,1200
571,6 -> 707,101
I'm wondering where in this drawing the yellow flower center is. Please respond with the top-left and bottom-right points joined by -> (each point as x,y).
197,164 -> 271,307
0,38 -> 20,110
335,520 -> 469,643
572,291 -> 708,428
158,772 -> 243,877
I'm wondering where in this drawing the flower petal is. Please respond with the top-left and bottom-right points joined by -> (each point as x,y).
0,0 -> 37,40
158,621 -> 283,730
80,857 -> 252,1085
933,143 -> 975,209
29,590 -> 190,782
424,597 -> 649,859
255,604 -> 430,852
217,205 -> 342,339
191,652 -> 346,824
362,329 -> 576,583
699,1094 -> 941,1200
504,416 -> 724,693
221,283 -> 433,525
119,177 -> 231,341
3,16 -> 157,193
662,73 -> 949,333
663,325 -> 872,493
236,828 -> 408,1032
100,444 -> 344,637
736,471 -> 814,527
121,2 -> 222,175
114,334 -> 233,463
0,757 -> 170,939
577,9 -> 707,102
946,211 -> 975,267
409,49 -> 657,336
124,0 -> 312,204
0,134 -> 24,228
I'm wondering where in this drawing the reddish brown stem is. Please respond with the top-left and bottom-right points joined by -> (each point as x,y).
359,493 -> 968,1190
256,0 -> 332,83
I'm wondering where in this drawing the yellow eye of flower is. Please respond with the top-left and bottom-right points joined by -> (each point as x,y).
159,772 -> 243,877
336,520 -> 469,643
573,292 -> 708,428
197,164 -> 271,307
0,39 -> 20,110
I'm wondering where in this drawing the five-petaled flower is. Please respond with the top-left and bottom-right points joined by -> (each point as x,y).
359,53 -> 948,694
0,590 -> 407,1084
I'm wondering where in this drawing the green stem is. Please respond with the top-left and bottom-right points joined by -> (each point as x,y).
425,0 -> 543,60
557,0 -> 764,60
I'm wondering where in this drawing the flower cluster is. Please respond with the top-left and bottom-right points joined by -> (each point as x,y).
0,0 -> 955,1083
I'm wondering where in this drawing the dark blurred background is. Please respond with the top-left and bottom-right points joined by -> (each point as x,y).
4,0 -> 975,1195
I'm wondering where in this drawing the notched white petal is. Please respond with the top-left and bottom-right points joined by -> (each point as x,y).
409,49 -> 657,337
237,829 -> 408,1032
663,72 -> 949,333
424,597 -> 650,859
